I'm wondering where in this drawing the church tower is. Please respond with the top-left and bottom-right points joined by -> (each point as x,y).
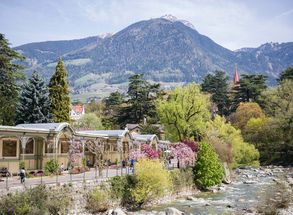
233,65 -> 239,84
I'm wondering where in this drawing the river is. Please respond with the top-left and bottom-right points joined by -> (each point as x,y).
136,167 -> 293,215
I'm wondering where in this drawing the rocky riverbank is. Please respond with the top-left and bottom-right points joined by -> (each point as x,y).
104,166 -> 293,215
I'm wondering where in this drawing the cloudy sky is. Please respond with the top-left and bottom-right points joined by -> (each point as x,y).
0,0 -> 292,50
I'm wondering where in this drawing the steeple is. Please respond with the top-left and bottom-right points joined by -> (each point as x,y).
233,65 -> 239,84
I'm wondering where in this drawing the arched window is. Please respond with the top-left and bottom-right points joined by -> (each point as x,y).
24,139 -> 34,154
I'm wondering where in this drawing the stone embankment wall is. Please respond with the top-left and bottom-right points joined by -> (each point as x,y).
0,179 -> 106,215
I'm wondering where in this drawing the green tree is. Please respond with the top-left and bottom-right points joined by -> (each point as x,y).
206,116 -> 259,167
0,34 -> 24,125
232,74 -> 267,110
16,71 -> 51,124
201,71 -> 230,116
75,113 -> 104,130
118,74 -> 161,126
193,141 -> 224,189
48,58 -> 70,122
230,102 -> 265,131
259,80 -> 293,164
278,67 -> 293,83
140,124 -> 161,137
102,91 -> 124,128
156,84 -> 211,141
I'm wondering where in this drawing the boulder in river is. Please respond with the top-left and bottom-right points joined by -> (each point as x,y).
107,208 -> 126,215
165,207 -> 185,215
243,180 -> 257,184
186,196 -> 197,201
223,162 -> 232,184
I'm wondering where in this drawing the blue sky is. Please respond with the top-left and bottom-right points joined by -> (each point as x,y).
0,0 -> 292,50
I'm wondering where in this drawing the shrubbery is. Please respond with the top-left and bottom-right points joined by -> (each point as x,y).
109,159 -> 171,207
86,185 -> 111,213
193,142 -> 224,189
44,159 -> 59,175
130,159 -> 171,206
0,185 -> 71,214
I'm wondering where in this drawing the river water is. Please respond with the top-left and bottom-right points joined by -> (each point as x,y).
137,167 -> 291,215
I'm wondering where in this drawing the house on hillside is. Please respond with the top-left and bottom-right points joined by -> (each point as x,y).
70,104 -> 85,121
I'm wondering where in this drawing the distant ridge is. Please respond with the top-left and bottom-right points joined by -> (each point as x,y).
15,15 -> 293,89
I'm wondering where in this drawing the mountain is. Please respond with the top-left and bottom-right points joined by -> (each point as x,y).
14,15 -> 293,101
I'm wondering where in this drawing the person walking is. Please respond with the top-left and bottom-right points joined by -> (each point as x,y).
19,167 -> 26,184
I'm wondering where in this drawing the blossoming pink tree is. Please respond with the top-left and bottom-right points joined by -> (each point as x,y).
129,143 -> 159,160
170,142 -> 195,168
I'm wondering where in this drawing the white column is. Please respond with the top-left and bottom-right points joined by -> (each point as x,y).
19,136 -> 30,161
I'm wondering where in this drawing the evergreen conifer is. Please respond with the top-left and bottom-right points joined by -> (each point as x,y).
16,71 -> 51,124
48,58 -> 70,122
193,141 -> 224,189
0,34 -> 24,125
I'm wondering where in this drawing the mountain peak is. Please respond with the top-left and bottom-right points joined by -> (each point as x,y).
161,14 -> 179,21
160,14 -> 195,30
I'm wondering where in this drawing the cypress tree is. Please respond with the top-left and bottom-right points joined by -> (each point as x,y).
16,71 -> 51,124
0,34 -> 24,125
48,58 -> 70,122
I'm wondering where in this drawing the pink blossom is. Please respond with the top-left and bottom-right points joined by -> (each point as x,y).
141,144 -> 159,159
170,142 -> 195,168
129,144 -> 159,160
129,149 -> 146,160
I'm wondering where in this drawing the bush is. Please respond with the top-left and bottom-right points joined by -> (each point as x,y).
44,159 -> 59,175
86,186 -> 111,213
193,142 -> 224,189
130,159 -> 171,206
170,168 -> 194,193
109,176 -> 128,200
0,185 -> 71,214
109,175 -> 137,207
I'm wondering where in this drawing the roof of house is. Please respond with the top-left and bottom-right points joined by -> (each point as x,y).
77,130 -> 130,138
132,134 -> 158,142
71,104 -> 84,114
16,123 -> 71,133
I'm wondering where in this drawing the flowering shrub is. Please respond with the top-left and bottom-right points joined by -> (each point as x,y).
170,142 -> 195,168
129,149 -> 145,161
130,159 -> 171,206
141,144 -> 159,159
182,140 -> 198,153
129,144 -> 159,161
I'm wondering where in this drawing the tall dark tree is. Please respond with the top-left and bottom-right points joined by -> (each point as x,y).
278,66 -> 293,83
48,58 -> 70,122
232,74 -> 267,110
118,74 -> 161,126
201,71 -> 230,116
0,34 -> 24,125
102,91 -> 124,129
16,71 -> 51,124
